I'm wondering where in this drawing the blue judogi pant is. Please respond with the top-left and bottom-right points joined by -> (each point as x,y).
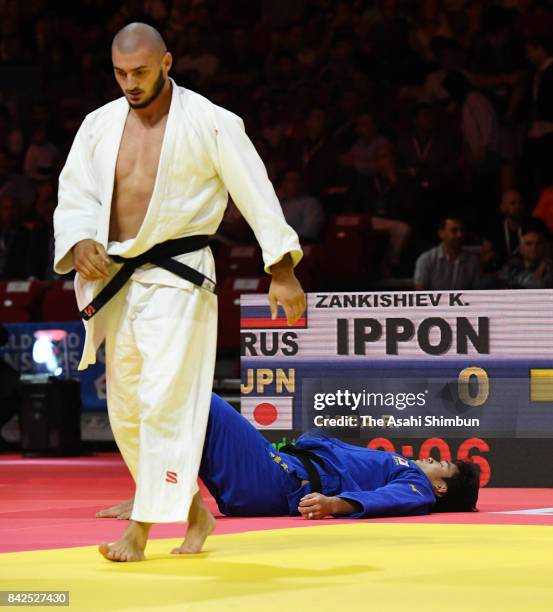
199,393 -> 306,516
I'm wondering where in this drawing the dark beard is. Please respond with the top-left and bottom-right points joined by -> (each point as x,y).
128,70 -> 166,109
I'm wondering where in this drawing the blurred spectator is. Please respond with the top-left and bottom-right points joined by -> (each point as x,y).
286,107 -> 339,198
144,0 -> 169,25
0,195 -> 31,280
461,1 -> 486,50
23,126 -> 60,182
498,226 -> 553,289
367,143 -> 417,223
277,169 -> 325,242
284,23 -> 319,74
319,35 -> 359,87
314,145 -> 368,215
40,42 -> 80,98
364,0 -> 412,84
28,181 -> 57,280
409,1 -> 453,62
365,143 -> 413,273
0,106 -> 24,158
443,70 -> 500,167
443,70 -> 500,221
409,37 -> 466,104
515,1 -> 553,40
427,36 -> 466,100
525,35 -> 553,196
34,15 -> 58,57
0,149 -> 35,212
255,100 -> 289,164
414,215 -> 481,290
174,23 -> 220,85
330,0 -> 355,35
349,112 -> 391,176
28,103 -> 53,135
219,26 -> 262,88
482,189 -> 530,271
468,6 -> 528,164
398,103 -> 461,239
0,32 -> 32,65
265,51 -> 303,96
331,90 -> 364,145
398,103 -> 457,187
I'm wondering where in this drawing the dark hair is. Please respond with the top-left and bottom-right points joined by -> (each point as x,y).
438,215 -> 463,230
278,167 -> 304,187
433,461 -> 481,513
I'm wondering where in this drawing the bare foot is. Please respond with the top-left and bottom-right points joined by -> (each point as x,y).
171,495 -> 216,555
96,498 -> 134,520
98,520 -> 151,562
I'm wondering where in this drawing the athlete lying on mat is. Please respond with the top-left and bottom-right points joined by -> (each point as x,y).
98,393 -> 480,553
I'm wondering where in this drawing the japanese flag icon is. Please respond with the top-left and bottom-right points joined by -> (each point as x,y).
240,396 -> 293,429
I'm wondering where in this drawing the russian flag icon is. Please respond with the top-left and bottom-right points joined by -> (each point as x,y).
240,305 -> 307,329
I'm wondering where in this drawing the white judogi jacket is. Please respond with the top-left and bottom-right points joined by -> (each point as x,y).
54,79 -> 302,369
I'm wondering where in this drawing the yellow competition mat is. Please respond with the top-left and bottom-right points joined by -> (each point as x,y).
1,523 -> 552,611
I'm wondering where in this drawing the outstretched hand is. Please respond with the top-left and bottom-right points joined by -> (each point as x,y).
268,254 -> 306,325
298,493 -> 336,519
298,493 -> 361,519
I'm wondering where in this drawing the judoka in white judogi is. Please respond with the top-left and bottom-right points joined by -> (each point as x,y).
54,78 -> 302,524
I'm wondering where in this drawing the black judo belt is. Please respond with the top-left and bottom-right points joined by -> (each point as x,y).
279,445 -> 325,494
79,235 -> 216,321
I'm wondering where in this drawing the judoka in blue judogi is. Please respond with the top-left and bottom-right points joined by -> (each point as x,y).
99,393 -> 480,523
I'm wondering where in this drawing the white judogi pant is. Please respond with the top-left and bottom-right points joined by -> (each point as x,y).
104,279 -> 217,523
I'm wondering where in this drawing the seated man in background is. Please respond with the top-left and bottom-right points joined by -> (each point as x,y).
98,394 -> 480,554
481,190 -> 530,272
414,215 -> 481,290
498,224 -> 553,289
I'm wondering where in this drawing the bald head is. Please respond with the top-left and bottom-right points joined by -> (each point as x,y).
112,22 -> 172,110
112,22 -> 167,58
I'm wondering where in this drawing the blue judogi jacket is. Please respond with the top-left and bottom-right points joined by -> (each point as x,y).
282,435 -> 436,518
